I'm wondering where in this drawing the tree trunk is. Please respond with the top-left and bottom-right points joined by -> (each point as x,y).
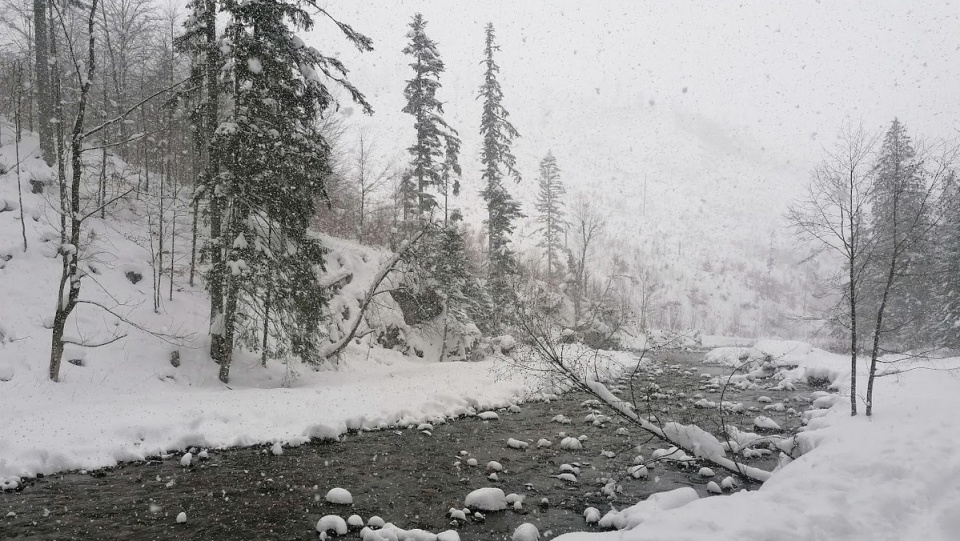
48,307 -> 67,381
33,0 -> 55,164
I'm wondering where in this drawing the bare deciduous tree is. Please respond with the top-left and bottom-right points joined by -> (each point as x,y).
788,121 -> 878,416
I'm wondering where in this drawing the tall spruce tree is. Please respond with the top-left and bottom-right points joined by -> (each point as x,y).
535,151 -> 565,282
401,13 -> 460,223
864,119 -> 934,351
478,22 -> 522,320
935,169 -> 960,347
195,0 -> 371,382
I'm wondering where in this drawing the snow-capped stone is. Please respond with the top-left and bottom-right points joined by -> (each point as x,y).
198,449 -> 209,460
270,442 -> 283,456
698,467 -> 716,477
584,507 -> 601,524
600,450 -> 616,458
628,464 -> 648,479
694,398 -> 716,409
577,434 -> 588,442
367,516 -> 386,528
513,500 -> 522,511
706,481 -> 722,494
478,411 -> 500,421
325,487 -> 353,505
616,427 -> 629,436
559,463 -> 581,475
487,461 -> 503,472
448,508 -> 467,521
536,439 -> 552,448
348,515 -> 364,529
180,453 -> 192,467
508,404 -> 522,413
754,416 -> 782,431
507,438 -> 529,450
317,515 -> 348,535
556,472 -> 578,483
720,476 -> 737,490
437,531 -> 460,541
758,396 -> 772,403
466,458 -> 478,467
488,472 -> 499,482
552,414 -> 572,424
176,511 -> 187,523
417,423 -> 434,431
560,437 -> 582,450
465,487 -> 507,511
652,447 -> 694,462
512,522 -> 540,541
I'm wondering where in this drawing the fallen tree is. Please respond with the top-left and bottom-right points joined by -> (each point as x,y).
512,288 -> 775,483
321,230 -> 427,360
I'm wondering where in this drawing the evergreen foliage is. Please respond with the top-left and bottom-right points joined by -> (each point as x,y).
478,22 -> 523,322
863,119 -> 935,349
186,0 -> 371,381
401,13 -> 460,221
535,151 -> 566,282
935,170 -> 960,347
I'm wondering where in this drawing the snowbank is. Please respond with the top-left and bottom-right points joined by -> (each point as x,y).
555,342 -> 960,541
704,339 -> 849,390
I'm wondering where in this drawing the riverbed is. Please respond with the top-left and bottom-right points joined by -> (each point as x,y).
0,350 -> 818,540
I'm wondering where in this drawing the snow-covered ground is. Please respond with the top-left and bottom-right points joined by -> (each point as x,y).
555,346 -> 960,541
0,127 -> 534,482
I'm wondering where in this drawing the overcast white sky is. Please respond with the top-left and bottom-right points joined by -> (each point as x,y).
310,1 -> 960,235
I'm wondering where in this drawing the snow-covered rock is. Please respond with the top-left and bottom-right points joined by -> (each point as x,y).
437,531 -> 460,541
698,467 -> 715,477
584,507 -> 601,524
316,515 -> 348,535
512,523 -> 540,541
270,442 -> 283,456
325,487 -> 353,505
556,472 -> 578,483
507,438 -> 529,449
628,464 -> 648,479
754,416 -> 782,431
179,453 -> 192,467
367,516 -> 385,528
487,461 -> 503,472
720,476 -> 737,490
465,487 -> 507,511
560,437 -> 583,450
176,512 -> 187,524
348,514 -> 364,529
706,481 -> 722,494
466,458 -> 478,467
536,438 -> 552,448
478,411 -> 500,421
